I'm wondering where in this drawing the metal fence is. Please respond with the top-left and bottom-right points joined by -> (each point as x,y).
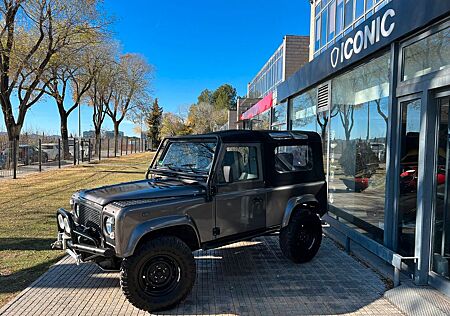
0,136 -> 147,179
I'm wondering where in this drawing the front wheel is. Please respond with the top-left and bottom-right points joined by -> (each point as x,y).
120,236 -> 196,312
279,211 -> 322,263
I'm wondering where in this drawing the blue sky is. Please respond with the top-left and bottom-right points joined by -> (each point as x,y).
0,0 -> 311,137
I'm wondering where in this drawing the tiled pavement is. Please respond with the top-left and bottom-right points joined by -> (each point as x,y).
0,236 -> 405,316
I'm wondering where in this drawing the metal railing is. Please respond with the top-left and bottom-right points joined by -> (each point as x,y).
0,136 -> 148,179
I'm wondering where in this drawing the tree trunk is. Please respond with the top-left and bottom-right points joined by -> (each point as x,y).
5,123 -> 21,174
113,121 -> 120,157
59,112 -> 70,159
95,128 -> 101,156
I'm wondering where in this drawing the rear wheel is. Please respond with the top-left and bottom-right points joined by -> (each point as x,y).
279,211 -> 322,263
120,236 -> 196,312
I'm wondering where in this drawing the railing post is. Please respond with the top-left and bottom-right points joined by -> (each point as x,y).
58,138 -> 61,169
114,137 -> 117,157
88,139 -> 91,162
81,140 -> 84,163
73,141 -> 77,166
38,139 -> 42,172
98,138 -> 101,161
12,139 -> 17,179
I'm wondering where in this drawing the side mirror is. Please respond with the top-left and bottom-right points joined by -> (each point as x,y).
223,166 -> 232,183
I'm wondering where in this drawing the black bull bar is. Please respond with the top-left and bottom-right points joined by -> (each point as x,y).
52,208 -> 115,264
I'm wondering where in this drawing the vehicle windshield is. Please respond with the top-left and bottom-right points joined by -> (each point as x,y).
154,140 -> 216,176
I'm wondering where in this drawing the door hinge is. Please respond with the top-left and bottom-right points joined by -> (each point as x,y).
213,227 -> 220,236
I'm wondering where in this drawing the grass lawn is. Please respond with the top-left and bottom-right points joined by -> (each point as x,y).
0,152 -> 153,308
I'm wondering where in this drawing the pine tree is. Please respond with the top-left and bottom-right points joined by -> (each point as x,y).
146,98 -> 163,149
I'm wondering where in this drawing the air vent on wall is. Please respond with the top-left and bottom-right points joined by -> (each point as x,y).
317,81 -> 331,113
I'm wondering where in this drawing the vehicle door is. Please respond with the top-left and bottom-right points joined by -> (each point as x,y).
214,143 -> 266,238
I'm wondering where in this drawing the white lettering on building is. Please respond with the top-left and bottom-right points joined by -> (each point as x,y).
331,9 -> 396,68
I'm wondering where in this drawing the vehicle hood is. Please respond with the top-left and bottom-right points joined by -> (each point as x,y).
79,179 -> 205,206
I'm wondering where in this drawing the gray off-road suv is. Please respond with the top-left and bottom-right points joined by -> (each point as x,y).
53,130 -> 327,312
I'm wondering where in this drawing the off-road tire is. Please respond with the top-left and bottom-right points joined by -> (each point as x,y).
120,236 -> 196,312
279,211 -> 322,263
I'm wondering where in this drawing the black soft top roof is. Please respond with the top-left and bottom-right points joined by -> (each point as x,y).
169,130 -> 321,143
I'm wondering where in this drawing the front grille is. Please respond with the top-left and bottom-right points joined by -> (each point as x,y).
78,202 -> 101,232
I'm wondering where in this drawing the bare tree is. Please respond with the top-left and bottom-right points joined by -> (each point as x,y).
0,0 -> 102,146
85,48 -> 117,154
104,53 -> 152,155
42,35 -> 103,158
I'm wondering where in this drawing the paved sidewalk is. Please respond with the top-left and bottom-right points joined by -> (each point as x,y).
0,236 -> 404,316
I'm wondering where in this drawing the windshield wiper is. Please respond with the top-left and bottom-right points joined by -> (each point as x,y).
181,163 -> 203,174
162,163 -> 182,172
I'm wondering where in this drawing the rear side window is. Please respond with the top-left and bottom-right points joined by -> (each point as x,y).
275,145 -> 313,172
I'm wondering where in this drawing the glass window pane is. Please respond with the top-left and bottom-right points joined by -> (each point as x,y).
275,145 -> 313,172
432,96 -> 450,280
397,99 -> 421,256
403,27 -> 450,81
315,17 -> 321,51
315,3 -> 321,16
219,146 -> 259,183
336,0 -> 344,34
366,0 -> 375,10
290,88 -> 319,132
355,0 -> 364,18
328,53 -> 391,243
251,110 -> 270,130
272,102 -> 288,125
329,0 -> 336,39
321,8 -> 328,47
344,0 -> 354,28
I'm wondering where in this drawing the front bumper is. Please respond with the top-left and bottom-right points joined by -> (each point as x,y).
52,208 -> 115,264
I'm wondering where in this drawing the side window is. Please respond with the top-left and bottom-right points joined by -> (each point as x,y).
275,145 -> 313,172
218,146 -> 259,183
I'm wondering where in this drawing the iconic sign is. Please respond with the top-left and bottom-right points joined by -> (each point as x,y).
330,9 -> 396,68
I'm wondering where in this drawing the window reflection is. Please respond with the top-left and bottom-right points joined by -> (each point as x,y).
272,103 -> 288,130
432,96 -> 450,279
250,110 -> 271,130
328,53 -> 390,242
398,99 -> 421,256
403,26 -> 450,81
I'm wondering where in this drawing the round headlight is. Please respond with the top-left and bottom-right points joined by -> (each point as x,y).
63,217 -> 71,234
105,217 -> 115,238
57,214 -> 65,230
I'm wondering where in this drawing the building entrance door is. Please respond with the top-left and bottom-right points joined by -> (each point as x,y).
431,94 -> 450,280
397,98 -> 422,256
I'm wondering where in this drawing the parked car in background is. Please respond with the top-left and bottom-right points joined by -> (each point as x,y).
0,153 -> 6,169
3,145 -> 48,165
42,143 -> 61,161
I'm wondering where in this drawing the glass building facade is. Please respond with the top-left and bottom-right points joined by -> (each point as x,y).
312,0 -> 392,58
247,45 -> 284,98
275,0 -> 450,295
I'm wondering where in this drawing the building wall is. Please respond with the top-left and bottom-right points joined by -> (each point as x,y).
284,35 -> 310,79
247,35 -> 310,99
